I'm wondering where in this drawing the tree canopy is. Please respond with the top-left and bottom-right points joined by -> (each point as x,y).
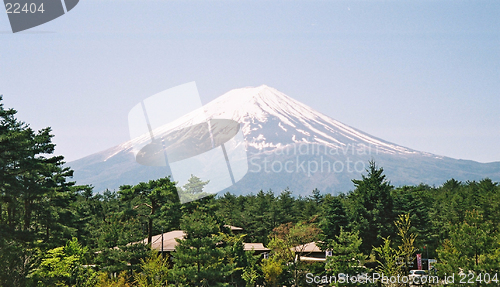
2,97 -> 500,286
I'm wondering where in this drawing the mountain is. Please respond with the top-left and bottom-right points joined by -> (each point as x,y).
68,85 -> 500,196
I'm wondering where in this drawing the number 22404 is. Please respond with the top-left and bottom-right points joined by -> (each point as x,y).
6,3 -> 45,14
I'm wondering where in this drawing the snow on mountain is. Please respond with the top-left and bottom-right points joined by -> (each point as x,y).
115,85 -> 426,157
68,85 -> 499,196
201,85 -> 422,155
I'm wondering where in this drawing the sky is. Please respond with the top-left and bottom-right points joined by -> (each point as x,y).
0,0 -> 499,163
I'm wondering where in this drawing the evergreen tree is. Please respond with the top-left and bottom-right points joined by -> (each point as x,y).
324,228 -> 366,286
319,194 -> 348,240
242,190 -> 276,243
242,252 -> 264,287
436,210 -> 499,277
170,209 -> 235,286
346,160 -> 394,254
216,192 -> 242,227
392,184 -> 434,257
0,97 -> 75,286
275,189 -> 295,225
118,177 -> 178,244
176,175 -> 210,203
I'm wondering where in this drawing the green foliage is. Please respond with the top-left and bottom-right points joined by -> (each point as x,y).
176,175 -> 210,203
86,189 -> 151,275
0,97 -> 76,285
395,213 -> 417,274
320,193 -> 348,240
1,97 -> 499,287
270,222 -> 320,259
324,228 -> 366,286
29,237 -> 96,287
96,243 -> 151,276
373,237 -> 403,279
170,209 -> 235,286
119,177 -> 179,245
216,192 -> 244,227
436,210 -> 500,278
392,184 -> 434,258
0,239 -> 37,287
241,190 -> 280,244
346,160 -> 395,255
219,232 -> 249,286
268,221 -> 321,285
261,256 -> 284,287
96,272 -> 132,287
241,251 -> 263,287
134,251 -> 169,287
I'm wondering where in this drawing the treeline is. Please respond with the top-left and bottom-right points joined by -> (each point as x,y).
1,98 -> 500,286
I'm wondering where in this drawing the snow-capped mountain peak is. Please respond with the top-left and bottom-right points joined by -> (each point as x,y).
110,85 -> 421,158
200,85 -> 419,155
68,85 -> 500,195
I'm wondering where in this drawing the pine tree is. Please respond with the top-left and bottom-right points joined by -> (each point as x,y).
170,209 -> 235,286
243,190 -> 275,244
324,228 -> 366,286
319,194 -> 348,240
346,160 -> 394,254
0,97 -> 75,286
118,177 -> 178,244
176,175 -> 210,203
436,210 -> 499,277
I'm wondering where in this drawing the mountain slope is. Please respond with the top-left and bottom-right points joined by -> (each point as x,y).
68,85 -> 500,195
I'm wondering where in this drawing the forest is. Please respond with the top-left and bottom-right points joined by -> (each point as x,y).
1,97 -> 500,287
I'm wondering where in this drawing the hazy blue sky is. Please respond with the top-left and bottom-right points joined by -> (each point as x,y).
1,0 -> 499,163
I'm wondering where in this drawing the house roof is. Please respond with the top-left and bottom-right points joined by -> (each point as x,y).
291,241 -> 324,253
243,243 -> 270,251
146,230 -> 187,252
133,229 -> 265,253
